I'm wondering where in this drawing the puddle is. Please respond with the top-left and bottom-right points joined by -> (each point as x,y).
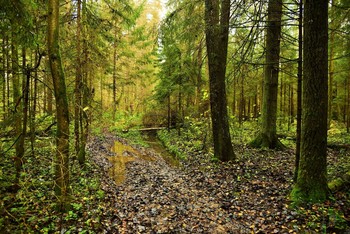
108,141 -> 135,185
108,141 -> 155,185
108,134 -> 180,185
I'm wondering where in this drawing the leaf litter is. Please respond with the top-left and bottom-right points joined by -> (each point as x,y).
89,134 -> 350,233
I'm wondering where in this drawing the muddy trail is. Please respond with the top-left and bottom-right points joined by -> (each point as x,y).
87,133 -> 350,233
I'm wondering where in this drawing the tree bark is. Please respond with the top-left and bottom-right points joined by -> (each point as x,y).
11,33 -> 23,183
294,0 -> 303,182
291,0 -> 329,203
205,0 -> 235,161
328,26 -> 335,129
250,0 -> 283,149
1,37 -> 6,120
75,0 -> 82,160
48,0 -> 70,209
112,21 -> 118,120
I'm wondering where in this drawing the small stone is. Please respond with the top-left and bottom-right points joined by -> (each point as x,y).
138,225 -> 146,232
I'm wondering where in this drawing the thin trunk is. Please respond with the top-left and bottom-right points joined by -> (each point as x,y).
344,80 -> 347,124
347,76 -> 350,133
247,98 -> 251,120
290,84 -> 294,124
78,0 -> 89,166
177,82 -> 182,136
6,36 -> 10,117
232,77 -> 236,117
196,40 -> 203,115
100,75 -> 103,109
30,52 -> 38,156
283,76 -> 287,124
239,74 -> 244,124
74,0 -> 82,158
16,48 -> 28,179
2,37 -> 6,120
48,0 -> 70,209
287,84 -> 291,131
112,22 -> 118,120
19,61 -> 30,181
328,29 -> 335,128
167,94 -> 171,131
12,35 -> 22,183
279,72 -> 283,127
254,87 -> 258,119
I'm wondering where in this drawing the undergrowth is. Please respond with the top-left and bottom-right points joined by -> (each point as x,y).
0,137 -> 105,233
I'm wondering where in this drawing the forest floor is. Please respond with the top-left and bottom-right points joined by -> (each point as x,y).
1,129 -> 349,233
88,132 -> 350,233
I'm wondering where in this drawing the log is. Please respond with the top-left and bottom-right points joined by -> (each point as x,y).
138,127 -> 166,132
328,171 -> 350,192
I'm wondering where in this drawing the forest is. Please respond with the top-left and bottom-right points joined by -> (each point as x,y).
0,0 -> 350,233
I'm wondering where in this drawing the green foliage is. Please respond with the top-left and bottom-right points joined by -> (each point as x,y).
230,120 -> 260,144
0,136 -> 106,233
158,129 -> 187,160
157,118 -> 211,160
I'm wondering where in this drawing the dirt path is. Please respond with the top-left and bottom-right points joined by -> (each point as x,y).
88,134 -> 243,233
87,133 -> 350,233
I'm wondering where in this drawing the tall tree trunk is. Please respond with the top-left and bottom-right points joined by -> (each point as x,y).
232,76 -> 236,117
30,52 -> 38,156
6,36 -> 10,117
196,39 -> 203,116
15,48 -> 29,183
279,72 -> 283,127
48,0 -> 70,209
294,0 -> 303,183
78,0 -> 89,166
12,34 -> 23,183
328,27 -> 335,129
74,0 -> 82,159
205,0 -> 235,161
291,0 -> 329,203
250,0 -> 283,149
2,37 -> 6,120
112,21 -> 118,120
239,71 -> 245,125
347,76 -> 350,133
167,94 -> 171,131
290,83 -> 294,124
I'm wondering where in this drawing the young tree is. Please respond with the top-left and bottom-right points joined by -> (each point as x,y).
48,0 -> 70,208
291,0 -> 329,202
205,0 -> 235,161
250,0 -> 283,149
74,0 -> 83,164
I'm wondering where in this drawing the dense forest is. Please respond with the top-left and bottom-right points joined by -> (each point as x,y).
0,0 -> 350,233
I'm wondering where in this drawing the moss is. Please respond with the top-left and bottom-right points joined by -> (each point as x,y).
290,184 -> 328,205
249,133 -> 285,150
328,178 -> 344,192
328,172 -> 350,192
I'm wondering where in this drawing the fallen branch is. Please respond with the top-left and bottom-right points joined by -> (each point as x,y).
328,171 -> 350,192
